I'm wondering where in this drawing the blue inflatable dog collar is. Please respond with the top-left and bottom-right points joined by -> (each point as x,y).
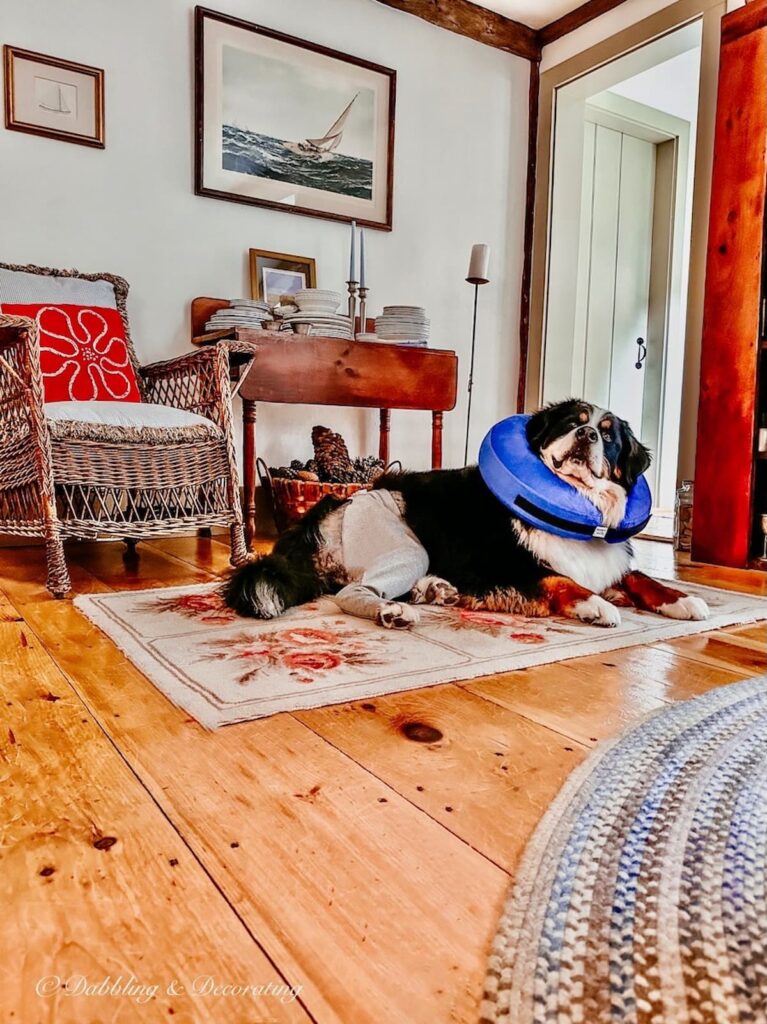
478,414 -> 651,543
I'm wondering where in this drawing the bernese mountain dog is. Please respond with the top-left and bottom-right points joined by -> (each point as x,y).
223,399 -> 709,629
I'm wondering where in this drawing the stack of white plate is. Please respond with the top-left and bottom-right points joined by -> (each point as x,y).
281,311 -> 354,339
375,306 -> 430,345
286,289 -> 351,338
204,298 -> 271,332
294,289 -> 343,314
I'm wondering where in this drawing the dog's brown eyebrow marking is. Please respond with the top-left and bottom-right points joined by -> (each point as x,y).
578,410 -> 589,423
599,418 -> 613,430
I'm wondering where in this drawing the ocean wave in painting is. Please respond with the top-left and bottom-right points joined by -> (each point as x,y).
221,125 -> 373,199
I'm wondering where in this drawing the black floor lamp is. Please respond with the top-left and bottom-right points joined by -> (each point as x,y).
464,243 -> 490,465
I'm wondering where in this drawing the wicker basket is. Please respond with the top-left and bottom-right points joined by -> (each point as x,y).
258,459 -> 368,532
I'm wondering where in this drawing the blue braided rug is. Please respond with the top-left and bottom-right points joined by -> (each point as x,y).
481,673 -> 767,1024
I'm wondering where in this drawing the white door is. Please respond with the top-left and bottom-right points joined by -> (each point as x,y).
571,122 -> 656,434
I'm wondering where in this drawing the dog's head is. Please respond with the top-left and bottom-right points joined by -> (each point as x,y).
526,400 -> 651,492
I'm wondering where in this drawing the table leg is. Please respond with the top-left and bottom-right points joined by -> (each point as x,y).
379,408 -> 391,465
242,398 -> 257,549
431,411 -> 443,469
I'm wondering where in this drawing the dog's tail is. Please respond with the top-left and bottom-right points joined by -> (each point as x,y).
222,494 -> 344,619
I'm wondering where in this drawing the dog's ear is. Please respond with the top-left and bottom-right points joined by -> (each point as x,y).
617,419 -> 651,488
526,406 -> 557,453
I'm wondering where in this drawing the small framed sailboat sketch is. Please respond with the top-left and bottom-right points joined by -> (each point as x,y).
195,7 -> 396,230
3,46 -> 104,148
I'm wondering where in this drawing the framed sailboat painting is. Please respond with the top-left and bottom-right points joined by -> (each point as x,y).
195,7 -> 396,230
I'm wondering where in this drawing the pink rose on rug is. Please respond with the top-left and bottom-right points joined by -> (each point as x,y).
236,645 -> 271,659
201,626 -> 392,686
284,650 -> 343,674
458,611 -> 510,627
143,590 -> 237,625
277,627 -> 340,646
431,606 -> 551,641
508,632 -> 547,644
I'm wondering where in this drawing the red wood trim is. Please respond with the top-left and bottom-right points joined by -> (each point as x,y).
373,0 -> 541,60
722,0 -> 767,43
691,7 -> 767,567
539,0 -> 631,46
516,59 -> 540,413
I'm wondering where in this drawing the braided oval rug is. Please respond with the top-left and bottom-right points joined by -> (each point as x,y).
481,674 -> 767,1024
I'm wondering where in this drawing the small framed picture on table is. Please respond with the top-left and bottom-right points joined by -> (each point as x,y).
249,248 -> 317,304
3,45 -> 105,148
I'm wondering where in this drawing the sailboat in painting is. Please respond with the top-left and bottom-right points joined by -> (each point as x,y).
221,89 -> 372,199
283,93 -> 359,160
38,85 -> 71,115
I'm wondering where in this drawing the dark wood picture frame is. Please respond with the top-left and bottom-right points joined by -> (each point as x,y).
248,248 -> 317,302
194,6 -> 396,230
3,45 -> 105,148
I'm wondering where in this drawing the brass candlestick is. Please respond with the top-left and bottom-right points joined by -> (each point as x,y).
357,285 -> 368,337
346,280 -> 358,331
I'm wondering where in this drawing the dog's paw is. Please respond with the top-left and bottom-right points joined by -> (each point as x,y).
602,586 -> 634,608
572,594 -> 621,628
410,575 -> 460,607
658,595 -> 710,621
377,601 -> 420,630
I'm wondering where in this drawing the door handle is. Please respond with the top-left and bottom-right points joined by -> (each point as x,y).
635,337 -> 647,370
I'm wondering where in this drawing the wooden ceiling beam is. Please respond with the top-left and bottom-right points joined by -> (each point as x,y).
373,0 -> 542,61
539,0 -> 632,47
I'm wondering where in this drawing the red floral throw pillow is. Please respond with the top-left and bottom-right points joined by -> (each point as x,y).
3,303 -> 141,403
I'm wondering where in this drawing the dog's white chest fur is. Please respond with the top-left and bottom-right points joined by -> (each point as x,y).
515,523 -> 633,594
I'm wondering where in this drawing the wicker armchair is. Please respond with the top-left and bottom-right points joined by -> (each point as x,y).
0,266 -> 253,597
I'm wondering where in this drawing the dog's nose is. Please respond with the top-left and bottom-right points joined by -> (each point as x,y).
576,425 -> 598,443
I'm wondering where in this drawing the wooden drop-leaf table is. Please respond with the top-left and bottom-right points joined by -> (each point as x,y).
191,297 -> 458,547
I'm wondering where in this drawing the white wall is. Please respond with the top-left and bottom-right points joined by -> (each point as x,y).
609,47 -> 701,123
0,0 -> 529,471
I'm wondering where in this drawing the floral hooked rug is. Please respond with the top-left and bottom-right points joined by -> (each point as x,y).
73,581 -> 767,729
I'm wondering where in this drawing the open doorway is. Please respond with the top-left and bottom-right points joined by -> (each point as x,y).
540,21 -> 703,538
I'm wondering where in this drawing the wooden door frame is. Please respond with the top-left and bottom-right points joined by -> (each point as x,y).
523,0 -> 725,486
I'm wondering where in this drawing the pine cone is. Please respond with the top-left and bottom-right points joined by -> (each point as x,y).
270,466 -> 299,480
352,455 -> 385,482
311,425 -> 356,483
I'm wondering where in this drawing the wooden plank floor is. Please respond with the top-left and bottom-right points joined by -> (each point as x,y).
0,536 -> 764,1024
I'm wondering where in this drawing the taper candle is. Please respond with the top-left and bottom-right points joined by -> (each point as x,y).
466,243 -> 490,285
349,219 -> 357,280
359,228 -> 366,288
